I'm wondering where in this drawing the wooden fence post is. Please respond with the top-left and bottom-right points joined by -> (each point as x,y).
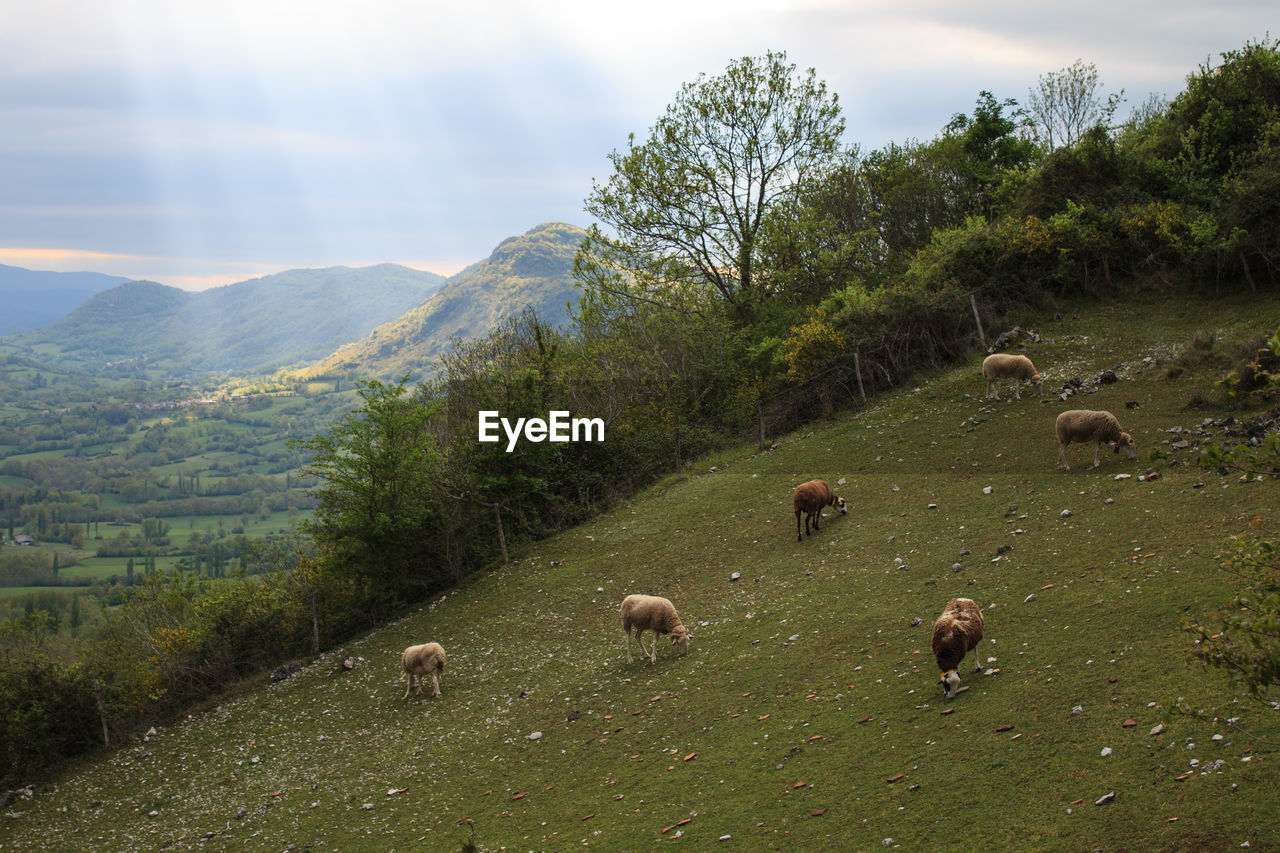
493,503 -> 509,564
970,293 -> 986,348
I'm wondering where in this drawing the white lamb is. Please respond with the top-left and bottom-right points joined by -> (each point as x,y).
931,598 -> 985,699
400,642 -> 446,698
1055,409 -> 1136,470
620,594 -> 691,664
982,353 -> 1044,400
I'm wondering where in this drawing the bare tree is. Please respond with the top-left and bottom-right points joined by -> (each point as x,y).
1027,59 -> 1124,151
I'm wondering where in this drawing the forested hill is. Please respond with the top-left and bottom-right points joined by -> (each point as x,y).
5,263 -> 445,374
0,265 -> 131,335
300,221 -> 587,381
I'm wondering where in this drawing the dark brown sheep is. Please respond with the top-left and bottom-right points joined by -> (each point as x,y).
792,479 -> 847,542
931,598 -> 984,699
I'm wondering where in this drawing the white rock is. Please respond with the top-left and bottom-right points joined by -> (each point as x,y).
983,486 -> 993,495
528,731 -> 543,741
1101,747 -> 1112,757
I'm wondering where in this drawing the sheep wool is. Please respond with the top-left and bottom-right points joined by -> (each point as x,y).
792,479 -> 847,542
1055,409 -> 1136,470
931,598 -> 984,699
401,642 -> 446,698
981,353 -> 1044,400
620,594 -> 691,664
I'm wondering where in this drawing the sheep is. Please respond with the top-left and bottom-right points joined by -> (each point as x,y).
400,642 -> 446,698
931,598 -> 985,699
1055,409 -> 1136,470
982,353 -> 1044,400
620,594 -> 691,664
793,479 -> 847,542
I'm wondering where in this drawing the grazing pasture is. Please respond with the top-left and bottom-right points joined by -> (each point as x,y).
3,296 -> 1279,852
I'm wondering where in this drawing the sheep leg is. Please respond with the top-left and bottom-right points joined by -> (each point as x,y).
402,673 -> 415,699
1057,442 -> 1070,470
796,511 -> 803,542
625,626 -> 634,664
431,671 -> 440,698
811,510 -> 820,533
639,630 -> 656,663
986,379 -> 996,399
1092,441 -> 1102,468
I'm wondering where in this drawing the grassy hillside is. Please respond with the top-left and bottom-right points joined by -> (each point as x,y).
4,293 -> 1279,852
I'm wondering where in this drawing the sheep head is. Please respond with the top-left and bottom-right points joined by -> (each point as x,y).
835,496 -> 847,515
670,625 -> 691,656
1031,372 -> 1045,396
939,668 -> 961,699
1114,432 -> 1136,458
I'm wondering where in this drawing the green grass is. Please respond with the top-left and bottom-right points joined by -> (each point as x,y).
3,295 -> 1279,852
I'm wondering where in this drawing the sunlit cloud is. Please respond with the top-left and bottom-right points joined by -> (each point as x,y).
0,0 -> 1273,287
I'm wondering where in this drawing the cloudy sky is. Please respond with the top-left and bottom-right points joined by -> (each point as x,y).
1,1 -> 1273,290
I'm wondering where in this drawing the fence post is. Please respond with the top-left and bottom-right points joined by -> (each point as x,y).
493,502 -> 509,564
970,293 -> 986,348
854,352 -> 867,402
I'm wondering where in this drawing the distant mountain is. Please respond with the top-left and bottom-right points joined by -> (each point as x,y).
8,264 -> 446,373
0,265 -> 132,334
305,222 -> 587,380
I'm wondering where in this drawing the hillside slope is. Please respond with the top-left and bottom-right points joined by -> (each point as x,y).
5,294 -> 1279,852
0,265 -> 131,335
304,222 -> 587,380
7,264 -> 445,374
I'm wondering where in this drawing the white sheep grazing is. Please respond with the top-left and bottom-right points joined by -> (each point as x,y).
1055,409 -> 1136,470
792,479 -> 847,542
931,598 -> 985,699
982,353 -> 1044,400
400,642 -> 446,698
620,594 -> 691,664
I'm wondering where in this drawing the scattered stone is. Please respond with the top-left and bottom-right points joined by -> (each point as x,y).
1025,594 -> 1037,603
996,544 -> 1012,556
567,711 -> 581,723
1123,719 -> 1137,727
1114,473 -> 1131,481
234,807 -> 248,820
952,563 -> 963,572
271,661 -> 304,683
528,731 -> 543,741
1060,509 -> 1073,519
1101,747 -> 1112,757
1151,723 -> 1166,736
341,657 -> 356,671
982,486 -> 993,495
729,572 -> 741,582
910,616 -> 923,626
1095,792 -> 1115,806
1072,705 -> 1083,715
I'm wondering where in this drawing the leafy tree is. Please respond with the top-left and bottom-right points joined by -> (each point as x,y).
579,50 -> 844,319
1027,59 -> 1124,151
1188,532 -> 1280,700
296,377 -> 445,616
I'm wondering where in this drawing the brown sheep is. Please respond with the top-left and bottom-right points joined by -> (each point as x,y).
620,594 -> 690,664
401,642 -> 446,698
982,353 -> 1044,400
793,479 -> 847,542
931,598 -> 984,699
1055,409 -> 1136,470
